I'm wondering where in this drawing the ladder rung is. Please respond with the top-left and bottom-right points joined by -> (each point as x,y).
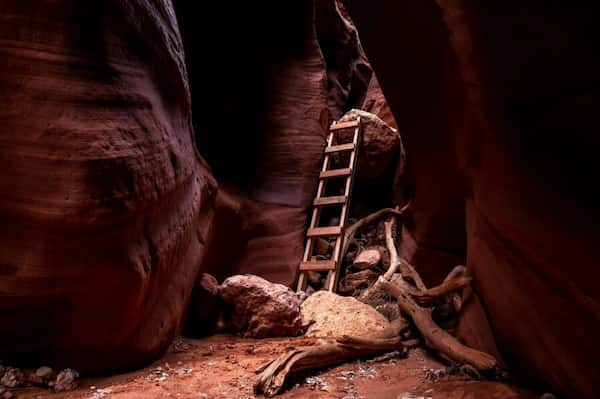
307,226 -> 342,237
320,168 -> 352,179
330,120 -> 359,131
314,195 -> 347,206
325,143 -> 355,154
299,260 -> 337,271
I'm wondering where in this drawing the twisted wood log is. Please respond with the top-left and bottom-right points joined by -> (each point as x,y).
410,274 -> 472,306
254,335 -> 406,397
379,279 -> 497,371
342,202 -> 409,258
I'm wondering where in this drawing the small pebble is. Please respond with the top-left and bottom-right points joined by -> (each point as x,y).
35,366 -> 54,380
0,368 -> 23,388
53,368 -> 79,392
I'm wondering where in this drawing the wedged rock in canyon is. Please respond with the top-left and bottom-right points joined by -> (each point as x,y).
346,1 -> 600,397
0,0 -> 215,373
336,109 -> 402,182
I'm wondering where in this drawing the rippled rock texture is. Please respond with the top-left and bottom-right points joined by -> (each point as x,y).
346,1 -> 600,397
0,0 -> 216,372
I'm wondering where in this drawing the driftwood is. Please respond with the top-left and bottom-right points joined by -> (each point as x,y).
358,214 -> 420,302
254,336 -> 406,397
255,204 -> 497,396
382,218 -> 401,280
411,274 -> 472,306
342,203 -> 409,258
379,279 -> 496,371
442,265 -> 467,312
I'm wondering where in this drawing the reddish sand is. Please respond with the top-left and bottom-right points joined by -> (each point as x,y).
12,335 -> 537,399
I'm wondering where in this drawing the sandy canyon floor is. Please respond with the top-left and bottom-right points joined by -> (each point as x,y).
11,335 -> 538,399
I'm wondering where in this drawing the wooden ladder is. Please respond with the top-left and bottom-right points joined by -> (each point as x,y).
296,117 -> 362,292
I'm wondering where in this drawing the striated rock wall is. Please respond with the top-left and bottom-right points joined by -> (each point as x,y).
346,1 -> 600,397
0,0 -> 216,372
316,0 -> 373,120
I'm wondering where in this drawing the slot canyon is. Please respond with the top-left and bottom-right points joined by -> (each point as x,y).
0,1 -> 598,398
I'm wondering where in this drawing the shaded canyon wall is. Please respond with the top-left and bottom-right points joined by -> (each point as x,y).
346,1 -> 600,397
0,0 -> 216,372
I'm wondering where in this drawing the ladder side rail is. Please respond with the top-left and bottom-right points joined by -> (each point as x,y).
327,117 -> 362,292
298,130 -> 335,291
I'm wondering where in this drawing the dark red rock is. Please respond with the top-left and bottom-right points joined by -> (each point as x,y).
175,1 -> 328,293
218,275 -> 304,339
0,0 -> 216,373
315,0 -> 373,119
362,74 -> 398,130
336,109 -> 401,181
346,1 -> 600,397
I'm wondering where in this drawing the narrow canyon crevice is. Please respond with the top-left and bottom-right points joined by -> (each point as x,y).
0,1 -> 598,398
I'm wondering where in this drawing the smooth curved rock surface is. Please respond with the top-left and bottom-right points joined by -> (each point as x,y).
174,1 -> 328,296
0,0 -> 215,373
316,0 -> 372,120
346,1 -> 600,397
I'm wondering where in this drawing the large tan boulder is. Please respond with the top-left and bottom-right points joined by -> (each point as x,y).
301,291 -> 390,338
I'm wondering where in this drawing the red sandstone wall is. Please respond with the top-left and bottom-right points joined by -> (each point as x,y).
346,1 -> 600,397
0,0 -> 216,372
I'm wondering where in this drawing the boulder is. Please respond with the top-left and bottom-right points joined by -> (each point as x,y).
52,369 -> 79,392
335,109 -> 402,181
0,368 -> 23,388
301,291 -> 391,338
353,246 -> 384,269
219,275 -> 304,338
